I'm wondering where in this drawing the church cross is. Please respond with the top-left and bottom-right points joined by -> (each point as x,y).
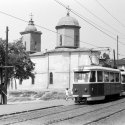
30,13 -> 33,20
66,6 -> 70,16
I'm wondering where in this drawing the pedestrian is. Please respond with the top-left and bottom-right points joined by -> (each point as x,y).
65,88 -> 69,101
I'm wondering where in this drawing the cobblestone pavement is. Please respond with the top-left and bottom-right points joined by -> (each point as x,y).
0,99 -> 74,116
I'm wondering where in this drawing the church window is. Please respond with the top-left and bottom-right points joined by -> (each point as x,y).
50,72 -> 53,84
31,76 -> 35,84
75,35 -> 79,47
19,78 -> 22,85
34,41 -> 37,51
60,35 -> 62,46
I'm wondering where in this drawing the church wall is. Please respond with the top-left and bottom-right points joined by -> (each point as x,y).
47,52 -> 70,89
56,29 -> 65,47
31,56 -> 48,89
22,34 -> 31,51
30,33 -> 41,52
64,28 -> 74,46
70,52 -> 79,88
9,51 -> 100,90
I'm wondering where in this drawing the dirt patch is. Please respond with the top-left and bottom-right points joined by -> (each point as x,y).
8,90 -> 66,103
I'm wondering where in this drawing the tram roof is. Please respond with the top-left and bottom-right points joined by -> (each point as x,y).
74,65 -> 120,72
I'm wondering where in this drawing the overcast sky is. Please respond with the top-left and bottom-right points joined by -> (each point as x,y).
0,0 -> 125,59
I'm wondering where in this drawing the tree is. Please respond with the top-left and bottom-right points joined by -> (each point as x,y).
0,39 -> 35,83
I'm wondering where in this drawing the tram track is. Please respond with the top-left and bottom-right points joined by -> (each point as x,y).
83,108 -> 125,125
1,97 -> 125,125
0,104 -> 88,125
44,98 -> 125,125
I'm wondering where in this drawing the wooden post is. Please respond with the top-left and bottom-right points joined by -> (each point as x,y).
4,26 -> 9,104
117,35 -> 119,67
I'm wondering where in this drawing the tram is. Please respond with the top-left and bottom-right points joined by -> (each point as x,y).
121,71 -> 125,95
72,65 -> 121,103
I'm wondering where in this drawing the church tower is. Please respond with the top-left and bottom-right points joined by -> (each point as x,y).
20,14 -> 42,53
55,9 -> 81,49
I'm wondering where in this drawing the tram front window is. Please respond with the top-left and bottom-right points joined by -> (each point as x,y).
74,71 -> 90,83
121,75 -> 125,83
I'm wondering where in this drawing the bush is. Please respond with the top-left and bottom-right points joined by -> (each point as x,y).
40,91 -> 65,100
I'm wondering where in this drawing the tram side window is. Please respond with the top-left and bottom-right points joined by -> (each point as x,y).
121,75 -> 125,83
115,73 -> 119,82
74,73 -> 78,82
104,71 -> 109,82
90,71 -> 96,82
109,72 -> 114,82
97,71 -> 103,82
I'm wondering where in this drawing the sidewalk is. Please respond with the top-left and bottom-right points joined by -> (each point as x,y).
0,99 -> 74,117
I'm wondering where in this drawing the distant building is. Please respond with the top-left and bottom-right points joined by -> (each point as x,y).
110,58 -> 125,70
9,12 -> 100,90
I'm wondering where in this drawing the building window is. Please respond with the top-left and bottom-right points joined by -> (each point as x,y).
60,35 -> 62,46
50,72 -> 53,84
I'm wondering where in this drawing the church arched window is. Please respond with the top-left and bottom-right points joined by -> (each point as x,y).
50,72 -> 53,84
60,35 -> 62,46
31,76 -> 35,85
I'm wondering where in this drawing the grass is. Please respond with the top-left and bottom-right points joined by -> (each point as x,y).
8,90 -> 66,103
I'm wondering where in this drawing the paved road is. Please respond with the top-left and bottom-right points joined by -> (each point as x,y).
1,97 -> 125,125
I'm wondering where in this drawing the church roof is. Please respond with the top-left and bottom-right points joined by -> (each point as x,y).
56,13 -> 80,28
30,47 -> 100,57
25,19 -> 37,32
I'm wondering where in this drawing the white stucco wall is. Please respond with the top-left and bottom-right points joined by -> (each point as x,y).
30,33 -> 41,52
22,34 -> 31,51
9,50 -> 100,90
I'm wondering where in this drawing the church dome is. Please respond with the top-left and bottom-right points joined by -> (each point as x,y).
56,13 -> 80,28
25,19 -> 37,32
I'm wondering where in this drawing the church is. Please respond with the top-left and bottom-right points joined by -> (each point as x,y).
11,11 -> 100,90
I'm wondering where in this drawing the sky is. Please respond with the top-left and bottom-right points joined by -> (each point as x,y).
0,0 -> 125,59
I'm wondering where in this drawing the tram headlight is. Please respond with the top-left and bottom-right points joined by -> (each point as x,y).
84,88 -> 87,92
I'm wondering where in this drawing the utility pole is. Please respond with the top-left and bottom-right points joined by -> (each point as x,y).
4,26 -> 9,104
113,49 -> 116,68
117,35 -> 119,67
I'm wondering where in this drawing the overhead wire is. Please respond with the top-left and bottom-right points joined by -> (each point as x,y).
53,0 -> 125,57
0,2 -> 124,55
73,0 -> 125,36
54,0 -> 117,41
95,0 -> 125,28
54,0 -> 125,46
